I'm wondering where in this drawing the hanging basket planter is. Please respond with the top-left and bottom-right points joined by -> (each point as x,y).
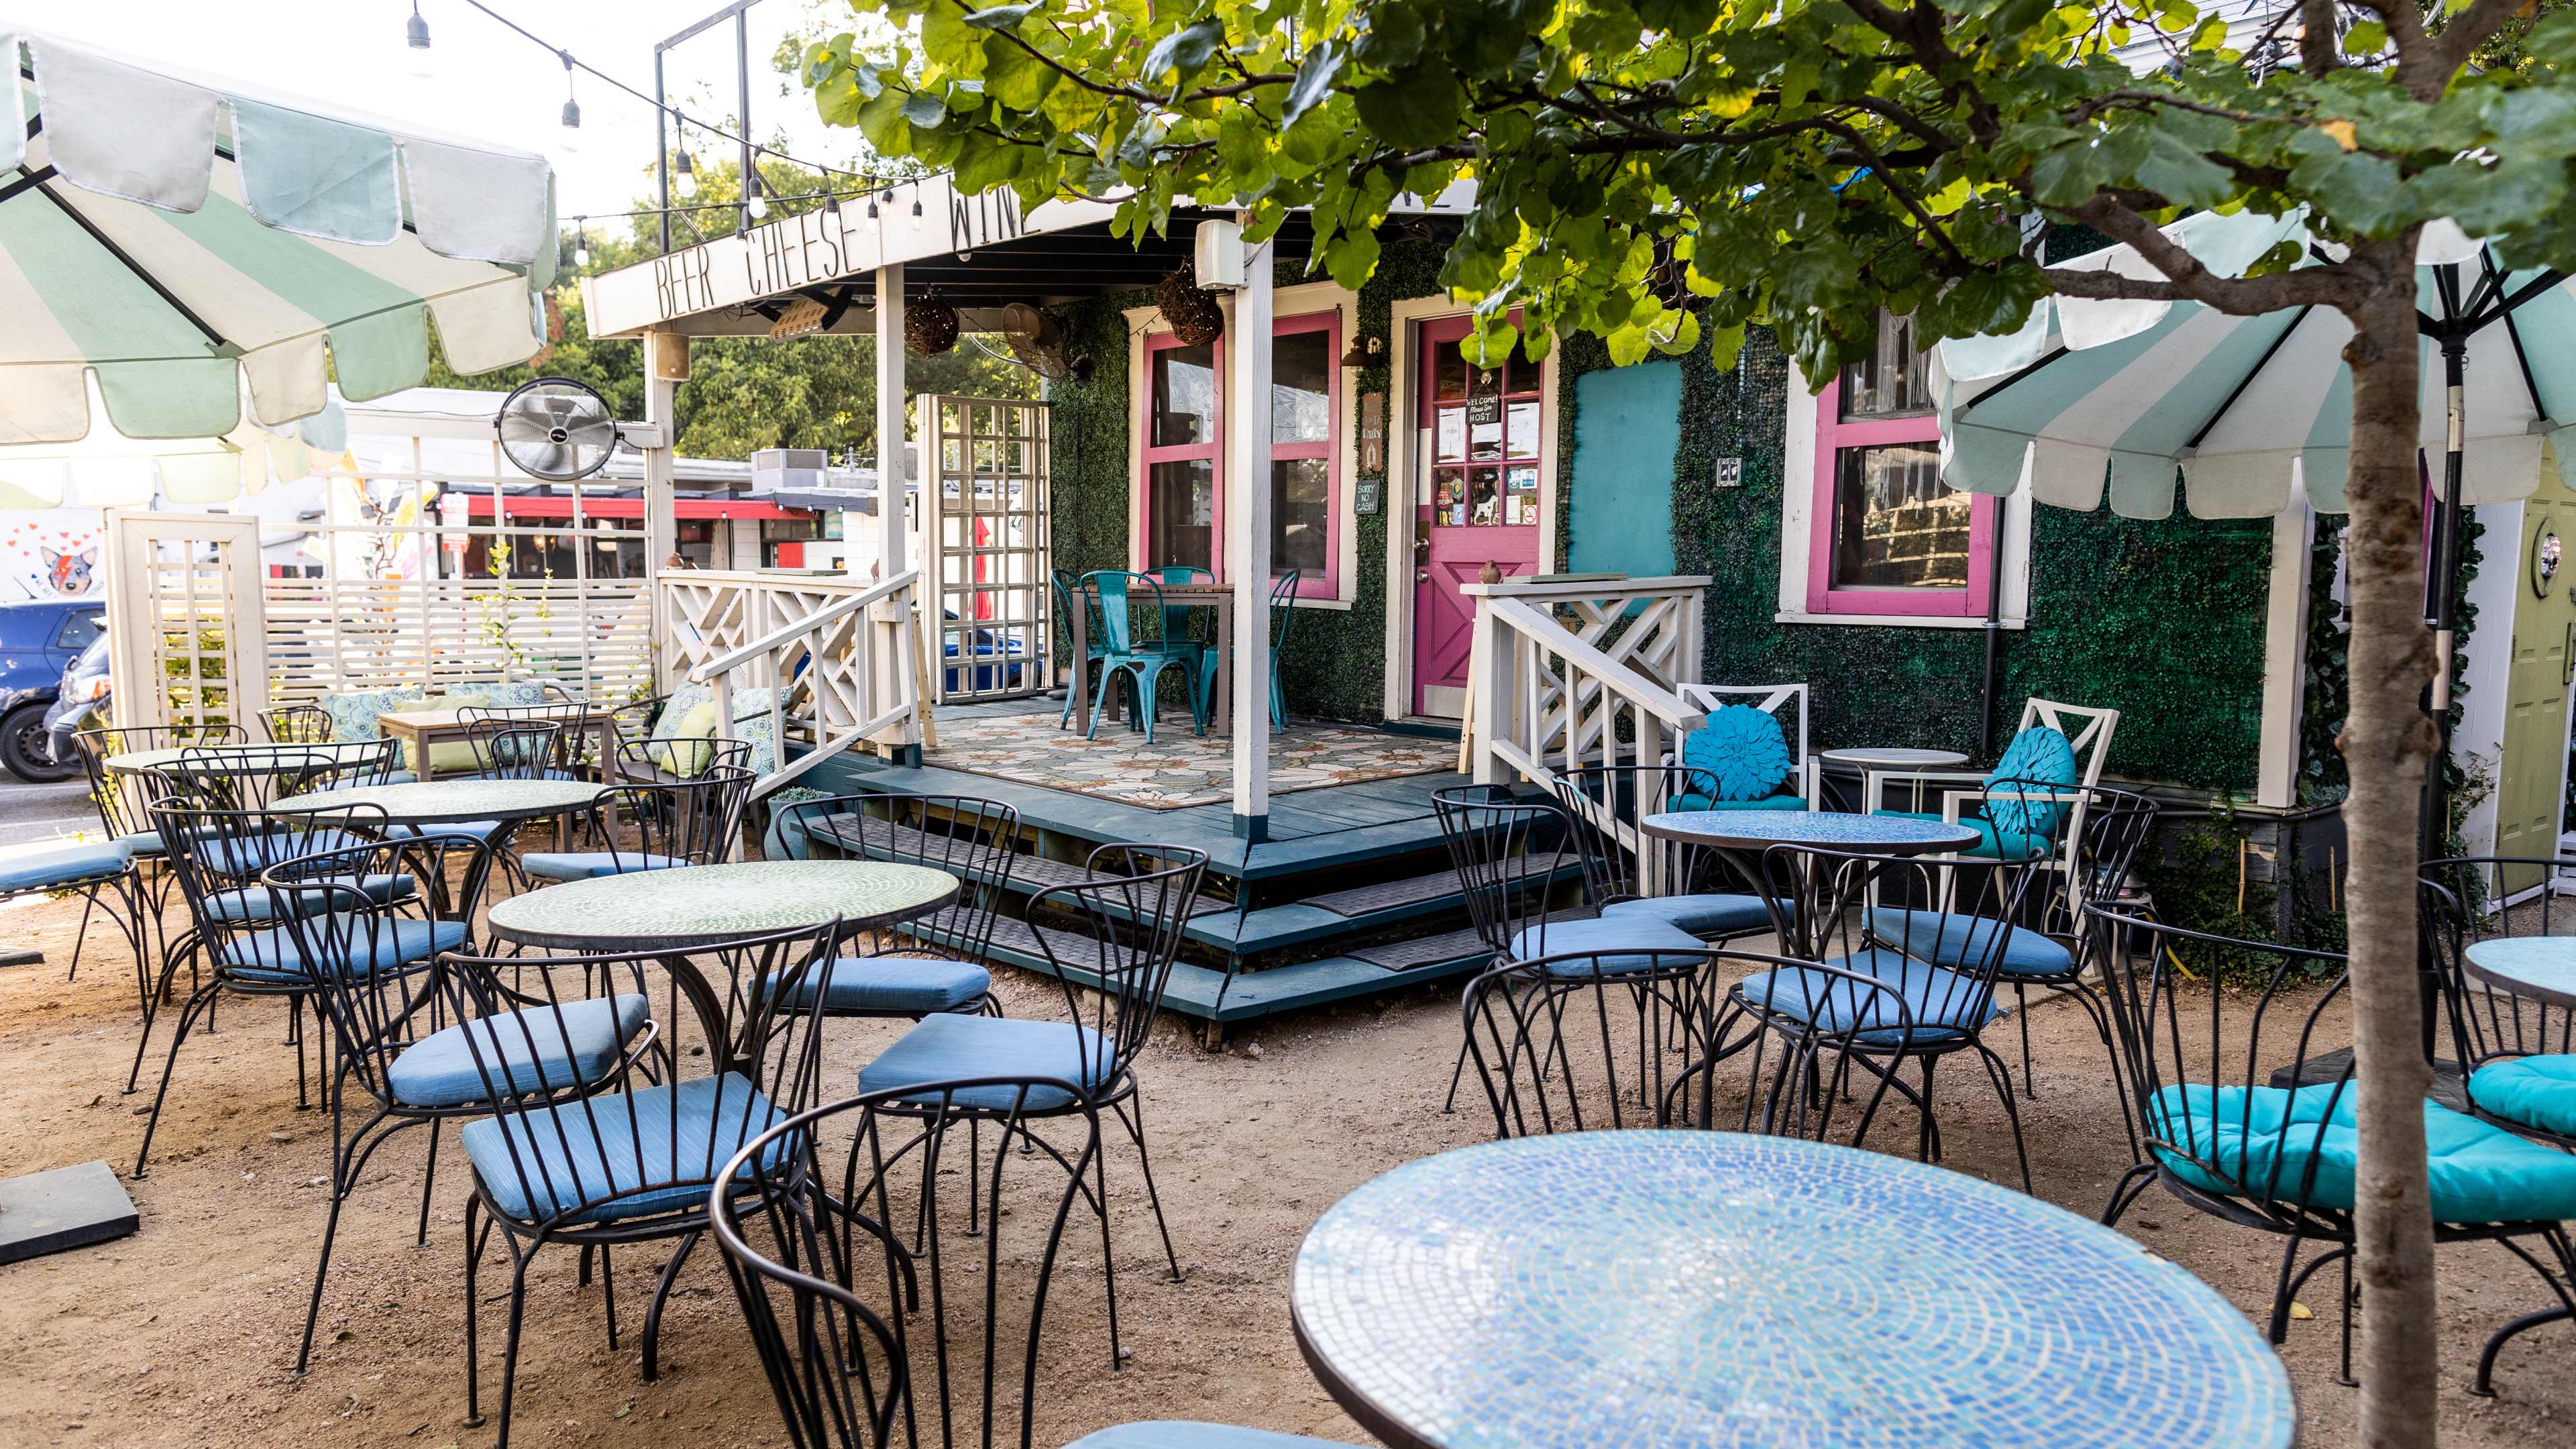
1158,266 -> 1225,347
906,300 -> 961,356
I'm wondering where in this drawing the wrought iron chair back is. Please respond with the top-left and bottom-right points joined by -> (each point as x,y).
156,738 -> 401,812
148,796 -> 398,979
2419,857 -> 2576,1138
1665,951 -> 1921,1143
458,718 -> 568,782
1023,844 -> 1212,1091
1432,784 -> 1581,956
460,702 -> 594,774
576,767 -> 755,869
1799,843 -> 2041,1020
616,733 -> 753,780
713,1079 -> 1104,1449
72,722 -> 246,845
1462,945 -> 1729,1138
261,703 -> 334,744
1548,762 -> 1766,912
777,792 -> 1023,963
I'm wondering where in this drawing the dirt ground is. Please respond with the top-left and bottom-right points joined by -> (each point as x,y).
1,881 -> 2571,1449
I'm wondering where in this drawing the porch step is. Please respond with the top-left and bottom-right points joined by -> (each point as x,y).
901,914 -> 1234,1017
810,816 -> 1232,916
1174,861 -> 1589,957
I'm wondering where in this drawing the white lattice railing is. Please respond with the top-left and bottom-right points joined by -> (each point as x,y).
659,570 -> 925,796
1462,576 -> 1711,797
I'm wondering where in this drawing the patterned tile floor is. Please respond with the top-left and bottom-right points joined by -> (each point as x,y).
930,708 -> 1460,809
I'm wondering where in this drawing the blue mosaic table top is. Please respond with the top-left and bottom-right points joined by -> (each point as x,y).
1642,809 -> 1984,855
109,744 -> 375,775
2464,935 -> 2576,1010
486,859 -> 960,949
272,778 -> 600,823
1291,1132 -> 2295,1449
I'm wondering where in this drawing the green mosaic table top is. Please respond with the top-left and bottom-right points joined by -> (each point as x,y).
107,745 -> 378,775
270,778 -> 600,822
485,859 -> 961,950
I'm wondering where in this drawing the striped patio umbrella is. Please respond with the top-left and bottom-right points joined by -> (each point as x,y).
0,31 -> 553,468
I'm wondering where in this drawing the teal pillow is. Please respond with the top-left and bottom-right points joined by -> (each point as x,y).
1680,705 -> 1794,802
321,684 -> 423,743
482,681 -> 553,708
1984,725 -> 2078,839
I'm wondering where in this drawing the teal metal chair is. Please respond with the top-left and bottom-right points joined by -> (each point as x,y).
1051,569 -> 1110,729
1266,569 -> 1301,729
1081,570 -> 1206,742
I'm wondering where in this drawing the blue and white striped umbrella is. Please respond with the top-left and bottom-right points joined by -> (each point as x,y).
0,31 -> 553,458
1936,211 -> 2575,518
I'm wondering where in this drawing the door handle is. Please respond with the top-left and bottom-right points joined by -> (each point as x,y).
1413,519 -> 1432,561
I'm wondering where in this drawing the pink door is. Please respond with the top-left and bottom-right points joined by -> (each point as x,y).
1413,316 -> 1543,716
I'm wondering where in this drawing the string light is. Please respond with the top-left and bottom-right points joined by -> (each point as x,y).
674,143 -> 697,199
911,189 -> 923,218
822,170 -> 839,219
405,1 -> 433,80
745,167 -> 767,221
557,51 -> 581,152
572,217 -> 590,268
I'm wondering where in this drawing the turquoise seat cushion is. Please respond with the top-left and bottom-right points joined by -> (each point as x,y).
392,820 -> 508,845
2469,1055 -> 2576,1139
858,1014 -> 1110,1112
386,994 -> 650,1109
201,872 -> 415,922
1601,893 -> 1772,937
777,956 -> 992,1015
522,851 -> 688,881
460,1071 -> 788,1227
2147,1083 -> 2576,1223
1507,915 -> 1705,975
1679,705 -> 1794,802
1985,725 -> 2080,837
1735,949 -> 2007,1044
0,839 -> 129,894
115,830 -> 165,858
223,916 -> 467,983
186,826 -> 374,877
1670,792 -> 1808,814
1868,908 -> 2076,978
1065,1426 -> 1351,1449
1871,811 -> 2053,862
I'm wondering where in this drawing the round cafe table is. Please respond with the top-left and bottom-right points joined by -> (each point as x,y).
107,743 -> 379,776
2463,935 -> 2576,1012
1815,745 -> 1972,812
1292,1132 -> 2296,1449
270,777 -> 602,824
484,858 -> 961,953
1641,810 -> 1982,955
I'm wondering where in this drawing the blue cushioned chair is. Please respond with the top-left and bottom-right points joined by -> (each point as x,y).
1464,946 -> 1733,1137
522,768 -> 751,884
2095,906 -> 2576,1393
1550,765 -> 1780,945
129,796 -> 402,1178
765,792 -> 1018,1020
443,922 -> 842,1446
0,835 -> 145,1024
1081,571 -> 1206,743
1053,568 -> 1112,729
712,1077 -> 1354,1449
851,843 -> 1210,1364
2422,856 -> 2576,1154
1865,697 -> 2118,867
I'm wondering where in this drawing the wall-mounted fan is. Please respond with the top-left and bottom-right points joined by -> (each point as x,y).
495,376 -> 622,480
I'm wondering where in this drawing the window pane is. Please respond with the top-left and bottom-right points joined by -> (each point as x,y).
1152,343 -> 1217,446
1149,459 -> 1215,572
1505,400 -> 1538,460
1829,443 -> 1970,590
1468,465 -> 1503,525
1433,337 -> 1468,400
1271,458 -> 1329,577
1272,331 -> 1332,443
1839,313 -> 1934,419
1505,464 -> 1540,525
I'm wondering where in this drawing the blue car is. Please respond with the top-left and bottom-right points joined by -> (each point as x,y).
1,598 -> 105,781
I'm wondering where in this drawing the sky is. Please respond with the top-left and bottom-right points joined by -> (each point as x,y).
21,0 -> 887,227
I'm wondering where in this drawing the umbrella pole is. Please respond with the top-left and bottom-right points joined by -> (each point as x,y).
2419,331 -> 2469,1062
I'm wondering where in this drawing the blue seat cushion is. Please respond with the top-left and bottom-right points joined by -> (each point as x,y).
1601,893 -> 1772,937
1507,915 -> 1705,975
1669,792 -> 1808,814
1735,948 -> 2007,1044
1065,1426 -> 1351,1449
2148,1082 -> 2576,1223
2468,1055 -> 2576,1139
0,839 -> 129,894
223,916 -> 468,983
1867,908 -> 2076,978
386,994 -> 650,1109
184,826 -> 374,877
392,820 -> 508,844
858,1014 -> 1110,1112
1679,704 -> 1795,802
460,1072 -> 788,1227
1871,811 -> 2053,862
778,956 -> 992,1015
522,851 -> 688,881
115,830 -> 166,858
201,872 -> 415,922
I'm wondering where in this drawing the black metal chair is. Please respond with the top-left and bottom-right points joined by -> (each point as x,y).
443,922 -> 842,1447
158,738 -> 402,812
131,796 -> 408,1176
460,706 -> 590,780
256,833 -> 508,1371
850,843 -> 1210,1367
771,792 -> 1022,1020
2420,856 -> 2576,1152
1461,945 -> 1731,1138
521,767 -> 753,883
1720,843 -> 2044,1190
2092,906 -> 2576,1391
612,733 -> 753,785
261,703 -> 334,744
712,1077 -> 1348,1449
1550,763 -> 1777,942
1664,951 -> 1927,1149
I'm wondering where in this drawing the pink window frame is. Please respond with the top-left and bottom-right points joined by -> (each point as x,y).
1133,311 -> 1344,598
1805,376 -> 1996,618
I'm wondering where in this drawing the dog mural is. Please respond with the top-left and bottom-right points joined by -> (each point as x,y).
42,545 -> 99,596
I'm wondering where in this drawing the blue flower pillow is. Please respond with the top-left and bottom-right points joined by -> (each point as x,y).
321,684 -> 423,742
1985,725 -> 2080,837
1681,705 -> 1795,802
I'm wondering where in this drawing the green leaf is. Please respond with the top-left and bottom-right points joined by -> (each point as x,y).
1352,5 -> 1426,70
2135,128 -> 2234,211
982,34 -> 1059,111
2341,21 -> 2386,55
1324,224 -> 1381,290
904,93 -> 951,129
963,3 -> 1041,29
1353,59 -> 1462,150
1282,42 -> 1344,128
857,88 -> 916,155
1144,19 -> 1226,83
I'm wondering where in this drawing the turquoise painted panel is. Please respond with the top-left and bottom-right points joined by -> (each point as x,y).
1566,360 -> 1682,581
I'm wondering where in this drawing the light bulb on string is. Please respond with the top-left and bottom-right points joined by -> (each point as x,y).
557,52 -> 581,153
572,219 -> 590,268
745,167 -> 767,221
674,144 -> 697,199
911,189 -> 922,218
405,1 -> 433,79
823,172 -> 840,218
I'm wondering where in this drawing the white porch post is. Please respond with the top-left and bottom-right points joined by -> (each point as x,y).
1224,223 -> 1273,840
642,329 -> 682,684
873,262 -> 922,762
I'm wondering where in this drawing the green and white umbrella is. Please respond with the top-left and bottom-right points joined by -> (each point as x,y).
0,30 -> 553,464
1937,210 -> 2571,518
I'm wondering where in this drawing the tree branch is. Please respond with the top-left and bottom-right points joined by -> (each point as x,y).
2427,0 -> 2546,81
2050,194 -> 2349,314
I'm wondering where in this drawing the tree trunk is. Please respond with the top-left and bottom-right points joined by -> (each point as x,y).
2335,237 -> 2441,1448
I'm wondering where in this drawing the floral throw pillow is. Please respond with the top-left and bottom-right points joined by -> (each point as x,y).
321,684 -> 423,743
1680,704 -> 1795,802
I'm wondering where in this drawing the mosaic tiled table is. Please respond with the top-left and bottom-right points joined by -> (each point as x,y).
2464,935 -> 2576,1011
484,859 -> 962,951
1640,811 -> 1983,957
107,744 -> 380,776
271,778 -> 601,824
1291,1132 -> 2296,1449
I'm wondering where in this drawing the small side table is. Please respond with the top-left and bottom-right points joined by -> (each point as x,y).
1815,745 -> 1972,814
2463,935 -> 2576,1012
